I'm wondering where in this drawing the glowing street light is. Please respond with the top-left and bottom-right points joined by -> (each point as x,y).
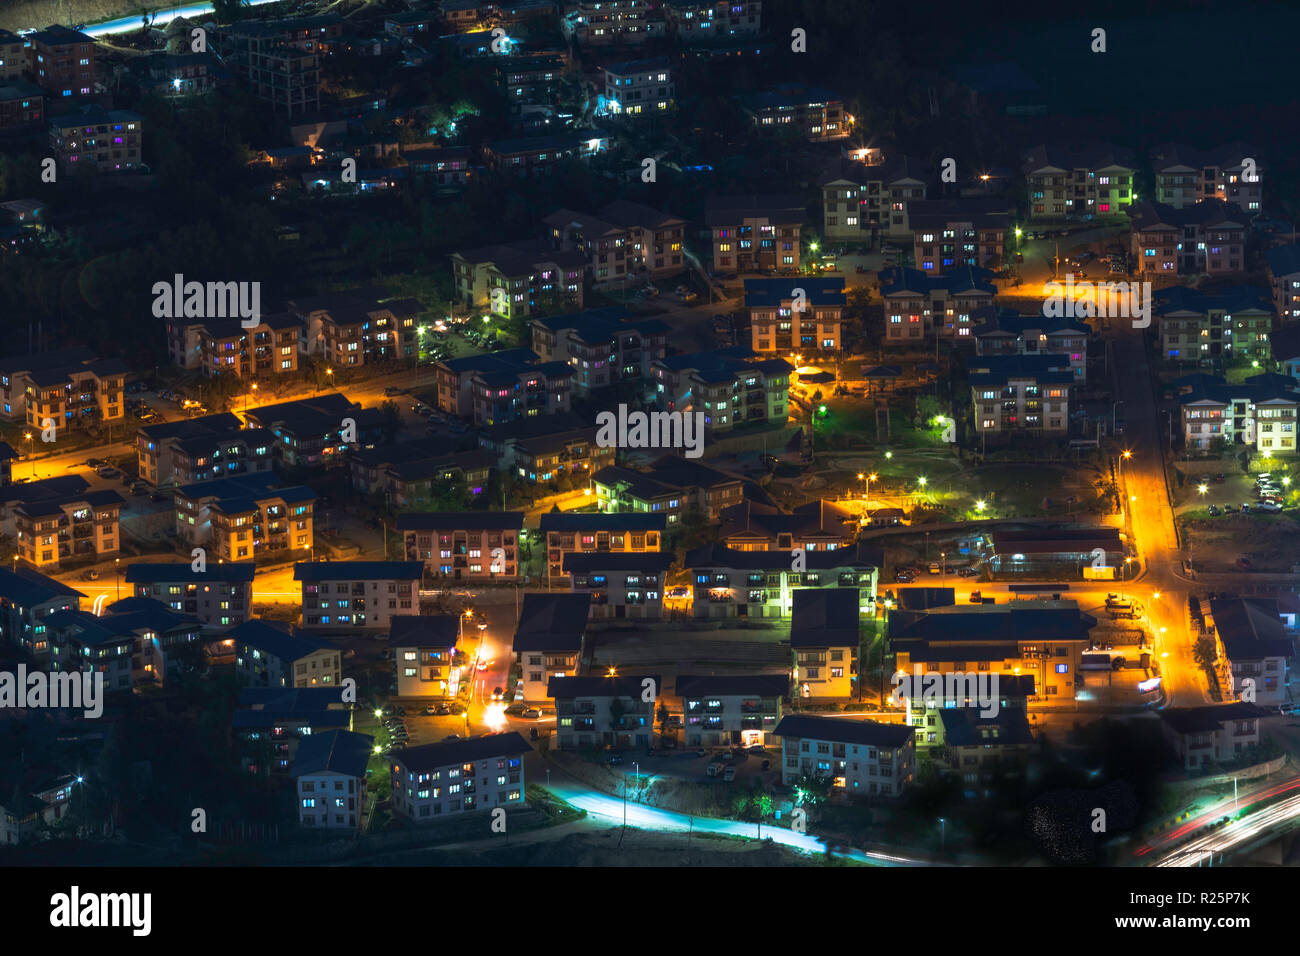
1197,483 -> 1208,496
917,476 -> 927,488
975,500 -> 987,513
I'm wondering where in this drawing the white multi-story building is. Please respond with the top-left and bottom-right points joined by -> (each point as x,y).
774,713 -> 915,797
677,674 -> 788,748
548,675 -> 658,750
292,729 -> 373,830
295,561 -> 423,631
389,733 -> 529,820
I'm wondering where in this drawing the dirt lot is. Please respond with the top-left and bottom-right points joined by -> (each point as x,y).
1180,512 -> 1300,573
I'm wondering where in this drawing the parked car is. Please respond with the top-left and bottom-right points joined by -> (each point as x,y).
97,467 -> 120,479
723,765 -> 737,782
957,566 -> 978,577
384,386 -> 404,397
86,458 -> 107,469
1237,556 -> 1253,569
521,708 -> 541,719
1256,501 -> 1282,513
969,590 -> 982,603
894,570 -> 915,583
927,562 -> 941,574
1223,503 -> 1238,514
1207,504 -> 1222,516
1240,503 -> 1252,514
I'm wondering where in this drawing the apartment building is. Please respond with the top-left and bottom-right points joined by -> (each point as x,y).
790,588 -> 861,698
0,29 -> 24,81
821,155 -> 928,243
124,561 -> 255,630
651,347 -> 791,433
0,348 -> 125,437
878,266 -> 997,344
480,414 -> 614,485
292,729 -> 373,830
1023,144 -> 1137,221
888,601 -> 1096,703
601,57 -> 673,117
224,18 -> 338,116
530,306 -> 669,396
743,83 -> 848,141
663,0 -> 762,41
482,131 -> 611,176
1155,286 -> 1274,365
563,551 -> 673,620
136,413 -> 275,487
548,675 -> 658,750
745,276 -> 845,355
83,596 -> 204,687
1160,702 -> 1272,772
232,618 -> 340,688
0,81 -> 44,131
436,348 -> 563,420
47,104 -> 143,174
973,310 -> 1090,383
288,289 -> 422,366
295,561 -> 422,632
44,609 -> 135,693
687,541 -> 882,621
1178,375 -> 1300,456
171,313 -> 304,379
244,393 -> 383,468
0,565 -> 83,658
353,444 -> 494,508
775,713 -> 915,796
400,511 -> 523,581
539,512 -> 666,583
706,194 -> 805,273
1149,142 -> 1263,212
543,201 -> 686,280
904,672 -> 1034,755
1207,597 -> 1292,707
562,0 -> 663,45
1129,200 -> 1249,277
14,488 -> 122,571
512,593 -> 591,701
969,354 -> 1075,439
232,687 -> 353,776
676,674 -> 786,748
389,733 -> 529,821
451,239 -> 586,320
717,499 -> 857,552
402,145 -> 473,188
497,51 -> 570,103
175,472 -> 315,561
910,199 -> 1012,273
592,456 -> 745,521
27,25 -> 95,98
391,615 -> 461,699
1265,245 -> 1300,324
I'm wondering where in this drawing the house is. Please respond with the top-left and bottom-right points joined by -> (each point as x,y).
175,472 -> 315,561
232,687 -> 353,776
538,512 -> 665,584
973,309 -> 1090,382
0,81 -> 45,131
706,194 -> 805,273
745,276 -> 845,355
687,541 -> 882,620
26,25 -> 95,98
677,673 -> 787,747
549,674 -> 658,749
1148,142 -> 1262,212
401,144 -> 472,188
773,713 -> 915,796
909,198 -> 1012,273
139,51 -> 227,98
901,670 -> 1033,754
391,615 -> 461,699
888,600 -> 1097,702
10,484 -> 122,572
232,618 -> 341,688
935,706 -> 1035,792
450,239 -> 586,320
821,155 -> 927,244
292,729 -> 373,830
0,772 -> 78,844
136,413 -> 276,486
663,0 -> 762,42
988,528 -> 1122,574
0,347 -> 126,436
530,306 -> 669,396
385,10 -> 437,36
399,511 -> 523,581
1022,144 -> 1137,221
1266,245 -> 1300,324
562,551 -> 673,620
295,561 -> 423,632
716,499 -> 857,552
1207,597 -> 1294,706
244,392 -> 383,467
651,347 -> 791,432
969,354 -> 1075,439
743,84 -> 848,141
562,0 -> 663,45
479,414 -> 615,484
438,0 -> 484,32
601,57 -> 673,117
878,266 -> 997,344
591,455 -> 746,521
1159,702 -> 1272,771
1177,375 -> 1300,456
388,732 -> 529,820
124,561 -> 255,630
497,51 -> 570,103
544,202 -> 686,279
1154,286 -> 1274,366
0,565 -> 83,658
482,131 -> 611,176
512,593 -> 592,701
432,350 -> 573,426
288,289 -> 422,365
0,29 -> 25,81
1129,200 -> 1249,277
790,588 -> 861,698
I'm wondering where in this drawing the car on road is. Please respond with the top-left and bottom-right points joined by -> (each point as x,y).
927,561 -> 941,574
86,458 -> 107,469
491,686 -> 504,701
1237,556 -> 1253,569
476,659 -> 491,671
957,566 -> 978,577
969,590 -> 982,603
521,708 -> 542,719
85,569 -> 101,581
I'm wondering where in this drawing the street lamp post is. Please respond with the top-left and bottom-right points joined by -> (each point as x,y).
939,817 -> 946,854
24,432 -> 34,479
